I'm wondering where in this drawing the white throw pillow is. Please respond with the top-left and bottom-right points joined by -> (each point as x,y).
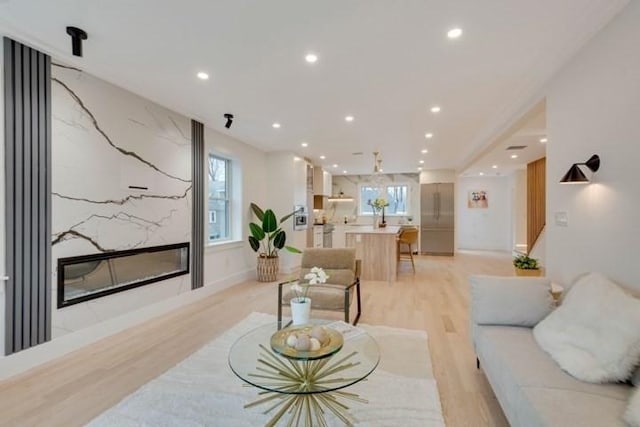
533,273 -> 640,383
626,388 -> 640,427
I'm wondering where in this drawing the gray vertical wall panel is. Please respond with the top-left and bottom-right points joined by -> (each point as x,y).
3,38 -> 51,355
13,42 -> 23,350
29,48 -> 39,346
44,53 -> 51,343
22,45 -> 32,348
191,120 -> 204,290
4,38 -> 15,354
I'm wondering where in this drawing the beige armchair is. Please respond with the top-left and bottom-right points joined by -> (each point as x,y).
277,248 -> 362,328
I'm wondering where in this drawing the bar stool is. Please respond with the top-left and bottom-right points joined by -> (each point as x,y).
397,226 -> 418,273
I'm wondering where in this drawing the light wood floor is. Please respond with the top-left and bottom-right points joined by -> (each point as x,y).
0,251 -> 512,427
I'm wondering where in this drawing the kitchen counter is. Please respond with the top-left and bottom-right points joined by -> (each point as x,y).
345,226 -> 401,282
344,225 -> 401,234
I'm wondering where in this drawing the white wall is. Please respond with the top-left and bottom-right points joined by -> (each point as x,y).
546,1 -> 640,291
511,169 -> 527,252
203,127 -> 268,289
456,176 -> 512,251
264,152 -> 306,273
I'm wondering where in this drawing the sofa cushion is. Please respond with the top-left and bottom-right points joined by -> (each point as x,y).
632,366 -> 640,387
626,387 -> 640,427
470,275 -> 553,327
533,273 -> 640,383
475,325 -> 630,427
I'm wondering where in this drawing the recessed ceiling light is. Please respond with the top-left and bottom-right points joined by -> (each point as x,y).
379,169 -> 383,172
343,170 -> 347,174
293,156 -> 301,161
540,138 -> 548,143
305,53 -> 318,63
492,165 -> 498,169
417,167 -> 423,171
196,71 -> 209,80
345,115 -> 354,122
447,28 -> 463,39
272,122 -> 281,129
479,172 -> 484,176
301,142 -> 308,147
332,164 -> 338,168
425,133 -> 433,139
511,154 -> 518,159
430,106 -> 441,113
421,149 -> 428,154
320,155 -> 326,160
419,160 -> 425,164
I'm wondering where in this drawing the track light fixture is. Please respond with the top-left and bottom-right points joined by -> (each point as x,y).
66,26 -> 88,57
224,113 -> 234,129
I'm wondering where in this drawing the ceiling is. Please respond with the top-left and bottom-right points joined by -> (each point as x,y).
0,0 -> 629,175
462,101 -> 547,177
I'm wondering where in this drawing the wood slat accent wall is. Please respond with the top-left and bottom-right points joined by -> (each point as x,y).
527,157 -> 546,254
3,38 -> 52,354
190,120 -> 204,289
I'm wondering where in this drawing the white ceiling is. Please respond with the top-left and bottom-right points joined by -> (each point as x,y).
462,101 -> 547,177
0,0 -> 629,174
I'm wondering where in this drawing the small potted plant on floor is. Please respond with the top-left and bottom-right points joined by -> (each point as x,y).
248,203 -> 301,282
513,254 -> 541,277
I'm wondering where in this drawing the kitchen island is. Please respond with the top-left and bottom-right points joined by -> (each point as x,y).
345,225 -> 401,282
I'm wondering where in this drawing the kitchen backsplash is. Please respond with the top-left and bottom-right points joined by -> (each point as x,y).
315,173 -> 420,225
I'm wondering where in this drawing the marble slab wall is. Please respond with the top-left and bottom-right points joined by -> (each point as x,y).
51,65 -> 192,337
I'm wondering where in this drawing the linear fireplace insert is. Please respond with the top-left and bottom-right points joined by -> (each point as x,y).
57,242 -> 190,308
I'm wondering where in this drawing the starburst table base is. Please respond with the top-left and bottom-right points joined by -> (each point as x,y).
244,344 -> 368,427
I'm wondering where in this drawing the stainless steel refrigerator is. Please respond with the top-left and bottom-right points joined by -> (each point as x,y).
420,183 -> 454,255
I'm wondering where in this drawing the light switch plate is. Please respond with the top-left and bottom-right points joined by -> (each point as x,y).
554,211 -> 568,227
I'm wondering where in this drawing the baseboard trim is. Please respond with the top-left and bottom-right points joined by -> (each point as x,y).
0,268 -> 255,380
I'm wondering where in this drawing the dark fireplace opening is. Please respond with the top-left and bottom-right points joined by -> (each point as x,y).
57,242 -> 190,308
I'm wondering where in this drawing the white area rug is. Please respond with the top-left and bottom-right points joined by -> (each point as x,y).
88,313 -> 445,426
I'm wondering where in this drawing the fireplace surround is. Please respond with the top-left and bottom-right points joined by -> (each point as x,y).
57,242 -> 190,308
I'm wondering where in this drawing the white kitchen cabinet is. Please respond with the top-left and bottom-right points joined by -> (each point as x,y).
313,168 -> 332,196
323,171 -> 332,196
332,225 -> 346,248
313,225 -> 323,248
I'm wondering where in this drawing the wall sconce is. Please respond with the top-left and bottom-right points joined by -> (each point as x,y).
559,154 -> 600,184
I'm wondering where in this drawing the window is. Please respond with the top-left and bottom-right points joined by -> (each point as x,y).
208,154 -> 230,242
385,185 -> 408,215
359,185 -> 380,215
359,184 -> 409,215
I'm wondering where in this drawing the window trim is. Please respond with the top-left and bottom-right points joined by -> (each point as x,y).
207,153 -> 231,243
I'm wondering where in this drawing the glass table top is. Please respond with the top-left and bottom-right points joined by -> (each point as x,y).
228,320 -> 380,395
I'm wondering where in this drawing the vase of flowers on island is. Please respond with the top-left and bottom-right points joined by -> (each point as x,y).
369,198 -> 389,228
290,267 -> 329,325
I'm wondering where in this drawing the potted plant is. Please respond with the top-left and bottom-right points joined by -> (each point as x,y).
513,254 -> 541,277
369,198 -> 389,227
248,203 -> 301,282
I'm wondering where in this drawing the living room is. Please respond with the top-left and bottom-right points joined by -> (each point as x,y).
1,1 -> 639,426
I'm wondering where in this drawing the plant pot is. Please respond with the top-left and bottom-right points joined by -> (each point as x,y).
290,297 -> 311,325
515,268 -> 541,277
256,256 -> 279,282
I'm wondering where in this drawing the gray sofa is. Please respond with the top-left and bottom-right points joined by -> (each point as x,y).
469,275 -> 632,426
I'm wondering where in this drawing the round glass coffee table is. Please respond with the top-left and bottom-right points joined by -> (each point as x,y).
229,321 -> 380,426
